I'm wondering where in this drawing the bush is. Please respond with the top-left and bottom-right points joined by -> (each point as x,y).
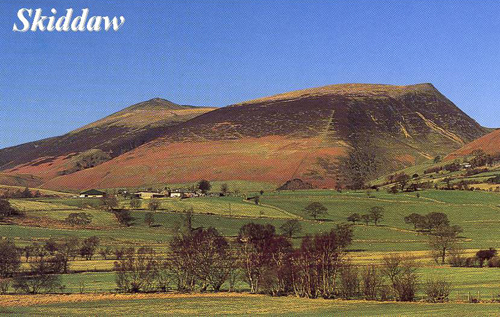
0,199 -> 22,219
424,278 -> 451,303
0,278 -> 11,294
114,209 -> 134,227
488,257 -> 500,267
65,212 -> 93,226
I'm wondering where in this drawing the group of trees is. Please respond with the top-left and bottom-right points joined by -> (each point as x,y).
0,236 -> 102,294
115,222 -> 360,298
404,212 -> 451,232
0,187 -> 41,199
403,212 -> 463,264
113,225 -> 452,302
347,206 -> 385,226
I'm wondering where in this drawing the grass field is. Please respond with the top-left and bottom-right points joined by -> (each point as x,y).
3,293 -> 500,316
3,188 -> 500,315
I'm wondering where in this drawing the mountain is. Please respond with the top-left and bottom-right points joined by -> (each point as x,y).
30,83 -> 488,191
0,98 -> 215,183
445,129 -> 500,160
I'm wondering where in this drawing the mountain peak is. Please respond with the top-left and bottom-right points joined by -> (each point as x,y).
236,83 -> 442,106
124,98 -> 188,111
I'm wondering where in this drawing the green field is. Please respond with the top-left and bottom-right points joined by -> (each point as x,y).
3,189 -> 500,315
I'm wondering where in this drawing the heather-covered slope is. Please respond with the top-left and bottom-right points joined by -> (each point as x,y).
445,129 -> 500,160
0,98 -> 215,183
40,83 -> 488,190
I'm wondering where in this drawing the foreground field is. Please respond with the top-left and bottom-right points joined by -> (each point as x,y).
2,293 -> 500,316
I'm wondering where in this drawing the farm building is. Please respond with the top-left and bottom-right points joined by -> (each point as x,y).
79,189 -> 106,198
132,192 -> 166,199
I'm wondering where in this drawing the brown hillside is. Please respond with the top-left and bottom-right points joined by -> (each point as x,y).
0,99 -> 215,181
38,83 -> 488,190
445,129 -> 500,160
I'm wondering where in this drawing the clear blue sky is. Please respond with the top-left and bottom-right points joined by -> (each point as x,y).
1,0 -> 500,148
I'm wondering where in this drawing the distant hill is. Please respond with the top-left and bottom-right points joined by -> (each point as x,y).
0,98 -> 215,184
445,129 -> 500,160
29,83 -> 488,191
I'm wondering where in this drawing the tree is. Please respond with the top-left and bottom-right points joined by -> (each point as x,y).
21,187 -> 32,198
0,199 -> 21,219
290,224 -> 353,298
144,212 -> 155,227
404,213 -> 427,230
65,212 -> 93,226
197,180 -> 211,194
236,223 -> 277,293
0,240 -> 21,278
381,254 -> 418,301
361,214 -> 371,225
395,173 -> 410,191
434,155 -> 442,164
130,198 -> 141,209
428,225 -> 462,264
148,199 -> 160,212
114,246 -> 159,293
220,183 -> 229,195
347,213 -> 361,224
99,246 -> 113,260
426,212 -> 449,231
303,202 -> 328,220
80,236 -> 100,260
368,206 -> 384,226
100,195 -> 119,211
58,236 -> 80,273
361,265 -> 382,300
280,219 -> 302,238
114,209 -> 134,227
44,238 -> 59,255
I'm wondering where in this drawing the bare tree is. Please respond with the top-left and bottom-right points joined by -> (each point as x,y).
280,219 -> 302,238
428,225 -> 462,264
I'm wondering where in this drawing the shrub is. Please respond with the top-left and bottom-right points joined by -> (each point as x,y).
130,198 -> 141,209
114,209 -> 134,227
65,212 -> 93,226
488,257 -> 500,268
476,248 -> 497,267
0,199 -> 22,219
424,278 -> 451,303
0,278 -> 11,294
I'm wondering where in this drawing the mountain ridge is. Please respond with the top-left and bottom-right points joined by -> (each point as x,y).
15,82 -> 488,191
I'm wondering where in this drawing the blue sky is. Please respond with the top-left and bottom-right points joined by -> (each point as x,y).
1,0 -> 500,148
